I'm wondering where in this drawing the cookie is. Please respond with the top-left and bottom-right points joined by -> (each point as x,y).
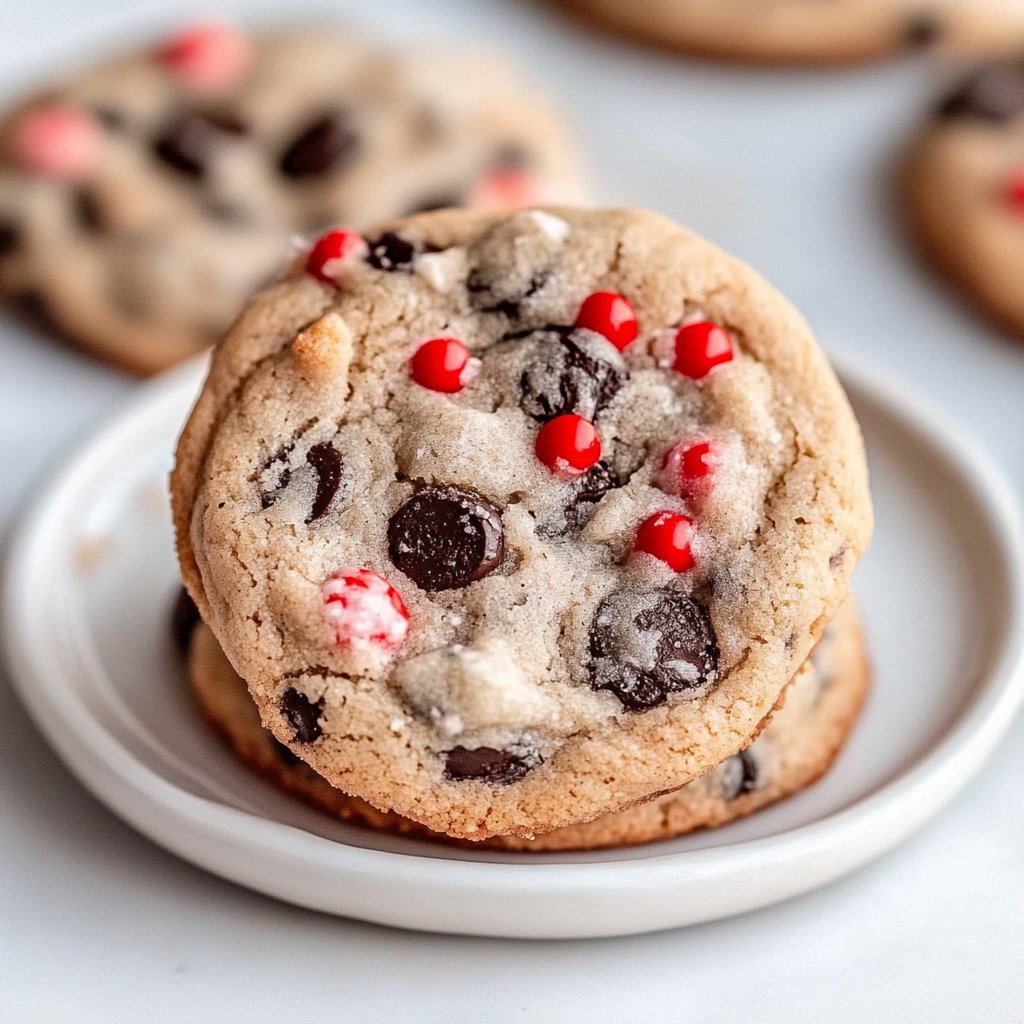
903,57 -> 1024,337
555,0 -> 1024,65
0,22 -> 584,374
185,595 -> 870,850
172,206 -> 872,840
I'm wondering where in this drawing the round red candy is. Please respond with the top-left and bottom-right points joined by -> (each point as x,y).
159,22 -> 253,93
634,512 -> 695,572
13,105 -> 103,181
323,567 -> 409,650
410,337 -> 477,393
305,229 -> 366,284
535,414 -> 601,477
574,291 -> 638,351
674,322 -> 734,379
467,167 -> 540,211
1005,171 -> 1024,213
661,439 -> 715,497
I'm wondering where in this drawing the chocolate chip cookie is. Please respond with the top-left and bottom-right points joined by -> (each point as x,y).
184,594 -> 869,850
904,57 -> 1024,338
556,0 -> 1024,65
0,22 -> 584,374
172,206 -> 872,840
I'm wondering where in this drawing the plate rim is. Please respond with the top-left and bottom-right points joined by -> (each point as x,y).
3,354 -> 1022,937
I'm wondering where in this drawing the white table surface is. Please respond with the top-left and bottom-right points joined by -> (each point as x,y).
1,1 -> 1021,1020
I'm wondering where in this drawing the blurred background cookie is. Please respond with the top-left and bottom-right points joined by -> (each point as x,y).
184,596 -> 869,851
903,57 -> 1024,338
0,22 -> 585,374
553,0 -> 1024,65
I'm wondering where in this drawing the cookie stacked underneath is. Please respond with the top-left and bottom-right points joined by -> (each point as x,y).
172,207 -> 872,847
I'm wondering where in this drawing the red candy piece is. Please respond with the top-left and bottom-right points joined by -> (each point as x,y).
323,567 -> 409,650
410,337 -> 477,393
159,22 -> 253,93
661,439 -> 715,498
535,414 -> 601,477
574,291 -> 638,351
13,105 -> 103,181
1005,171 -> 1024,214
634,512 -> 695,572
674,321 -> 734,379
305,229 -> 367,284
468,167 -> 540,211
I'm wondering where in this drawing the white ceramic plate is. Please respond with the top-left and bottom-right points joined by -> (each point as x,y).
3,356 -> 1021,939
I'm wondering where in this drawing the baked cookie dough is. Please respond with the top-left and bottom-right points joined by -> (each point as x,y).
904,57 -> 1024,337
0,22 -> 584,373
172,206 -> 872,840
185,596 -> 869,850
554,0 -> 1024,65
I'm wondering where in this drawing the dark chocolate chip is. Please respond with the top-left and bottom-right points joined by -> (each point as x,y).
170,586 -> 200,654
366,231 -> 417,271
443,745 -> 538,784
937,60 -> 1024,123
564,461 -> 620,531
0,222 -> 20,257
722,750 -> 760,798
279,111 -> 358,178
905,12 -> 943,48
258,444 -> 295,509
305,442 -> 343,523
73,189 -> 105,232
402,194 -> 462,216
829,546 -> 847,570
153,110 -> 247,178
281,687 -> 323,743
519,328 -> 628,422
467,268 -> 550,319
589,589 -> 719,711
388,486 -> 504,592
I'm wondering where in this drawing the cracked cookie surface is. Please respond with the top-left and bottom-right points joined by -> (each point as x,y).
186,596 -> 869,850
0,23 -> 583,373
172,206 -> 872,840
555,0 -> 1024,65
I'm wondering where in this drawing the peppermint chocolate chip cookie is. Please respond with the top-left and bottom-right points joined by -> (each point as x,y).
904,57 -> 1024,337
185,596 -> 869,850
172,206 -> 872,840
556,0 -> 1024,65
0,23 -> 583,374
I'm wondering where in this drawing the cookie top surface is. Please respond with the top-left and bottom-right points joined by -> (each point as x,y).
904,57 -> 1024,336
186,596 -> 869,850
172,206 -> 872,839
560,0 -> 1024,65
0,22 -> 583,373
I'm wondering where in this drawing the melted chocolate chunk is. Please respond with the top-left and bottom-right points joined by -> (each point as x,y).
564,461 -> 620,531
937,60 -> 1024,122
258,443 -> 295,509
170,587 -> 200,654
444,745 -> 538,784
154,111 -> 247,178
366,231 -> 417,271
305,442 -> 343,523
467,268 -> 550,319
588,589 -> 719,711
388,486 -> 504,592
722,750 -> 760,798
281,687 -> 324,743
905,12 -> 942,48
519,328 -> 628,422
279,111 -> 358,178
0,222 -> 20,257
73,189 -> 105,232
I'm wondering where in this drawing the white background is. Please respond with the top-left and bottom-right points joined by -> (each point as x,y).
1,1 -> 1022,1020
